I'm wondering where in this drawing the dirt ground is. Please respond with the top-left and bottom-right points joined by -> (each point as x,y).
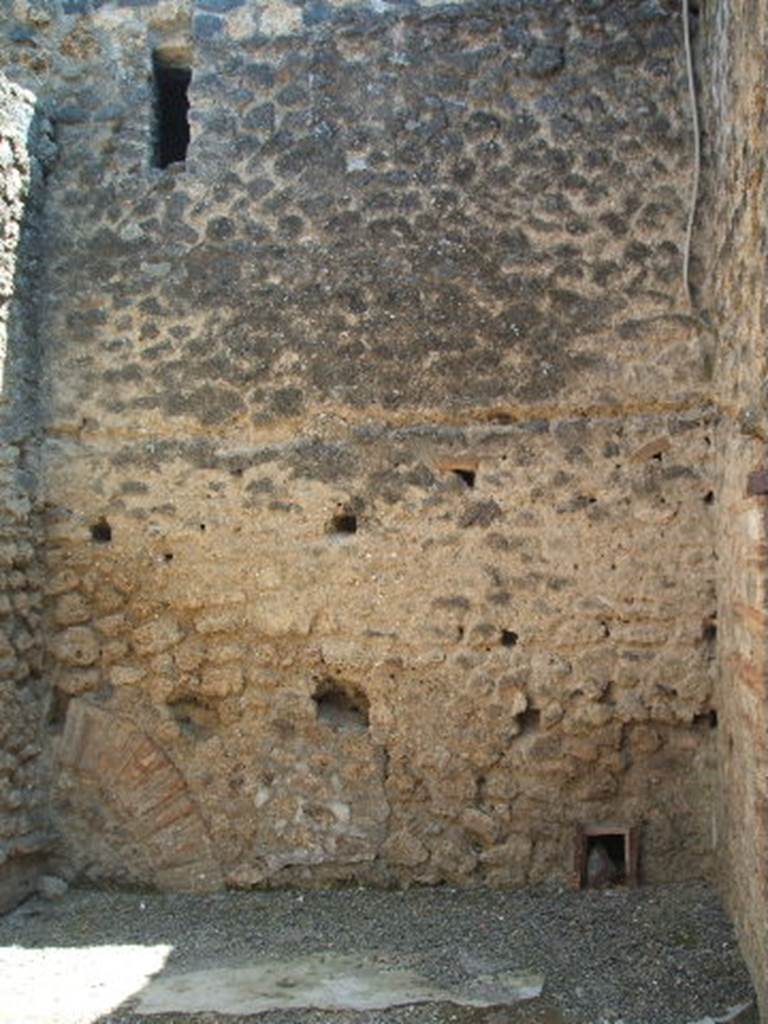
0,880 -> 757,1024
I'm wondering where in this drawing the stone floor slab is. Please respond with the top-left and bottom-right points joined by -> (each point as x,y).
136,953 -> 544,1015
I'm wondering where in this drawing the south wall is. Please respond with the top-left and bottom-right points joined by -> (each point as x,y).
1,0 -> 719,890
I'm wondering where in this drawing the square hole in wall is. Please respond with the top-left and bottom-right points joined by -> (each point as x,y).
575,823 -> 638,889
434,458 -> 479,489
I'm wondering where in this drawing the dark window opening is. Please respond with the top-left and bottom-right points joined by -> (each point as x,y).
153,52 -> 191,169
500,629 -> 519,647
90,517 -> 112,543
313,679 -> 369,733
704,490 -> 715,504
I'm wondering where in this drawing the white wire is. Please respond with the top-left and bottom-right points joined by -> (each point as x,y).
682,0 -> 700,309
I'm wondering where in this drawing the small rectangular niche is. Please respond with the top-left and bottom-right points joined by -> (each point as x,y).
152,49 -> 192,168
574,823 -> 638,889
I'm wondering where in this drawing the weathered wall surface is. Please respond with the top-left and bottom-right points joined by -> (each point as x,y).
2,0 -> 719,890
702,1 -> 768,1017
0,71 -> 53,910
44,414 -> 717,889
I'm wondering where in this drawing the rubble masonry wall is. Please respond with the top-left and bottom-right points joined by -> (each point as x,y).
703,1 -> 768,1017
0,69 -> 52,910
1,0 -> 719,892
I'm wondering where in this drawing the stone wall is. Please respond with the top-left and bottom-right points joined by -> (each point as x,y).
0,71 -> 54,911
702,1 -> 768,1018
44,413 -> 717,889
1,0 -> 720,891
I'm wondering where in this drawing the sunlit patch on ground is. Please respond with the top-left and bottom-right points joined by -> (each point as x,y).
0,944 -> 172,1024
135,953 -> 543,1015
0,883 -> 755,1024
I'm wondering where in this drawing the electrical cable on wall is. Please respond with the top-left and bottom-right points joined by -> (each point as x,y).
682,0 -> 700,308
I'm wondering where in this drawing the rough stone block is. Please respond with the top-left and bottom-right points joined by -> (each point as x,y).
133,617 -> 183,656
51,627 -> 98,668
53,593 -> 91,627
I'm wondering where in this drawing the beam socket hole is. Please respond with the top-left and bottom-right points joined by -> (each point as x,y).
90,517 -> 112,543
329,512 -> 357,535
453,468 -> 476,488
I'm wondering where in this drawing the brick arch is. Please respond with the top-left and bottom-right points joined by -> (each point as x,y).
57,701 -> 222,892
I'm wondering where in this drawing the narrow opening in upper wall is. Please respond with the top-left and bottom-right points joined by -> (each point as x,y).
152,50 -> 191,168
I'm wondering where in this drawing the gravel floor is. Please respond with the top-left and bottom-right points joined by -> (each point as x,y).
0,880 -> 756,1024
